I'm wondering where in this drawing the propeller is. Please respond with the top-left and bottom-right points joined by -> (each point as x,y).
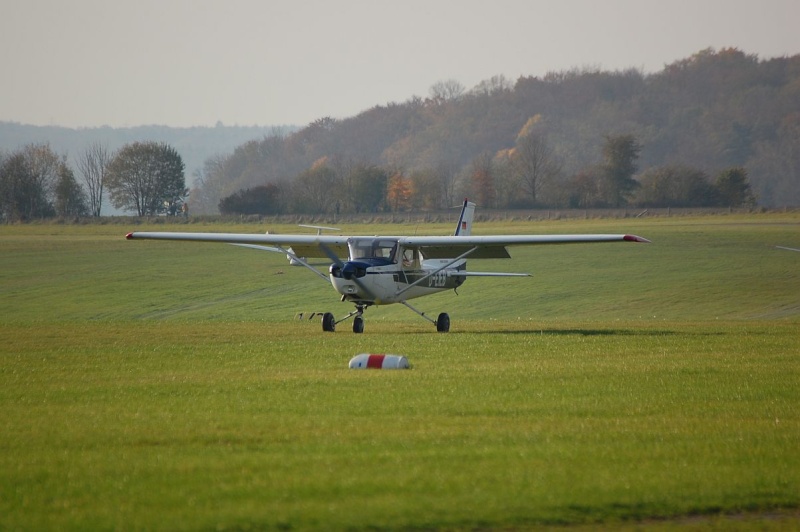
318,242 -> 377,302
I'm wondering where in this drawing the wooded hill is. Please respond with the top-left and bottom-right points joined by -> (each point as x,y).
194,48 -> 800,213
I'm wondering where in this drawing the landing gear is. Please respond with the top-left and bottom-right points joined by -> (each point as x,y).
401,301 -> 451,333
322,304 -> 367,333
436,312 -> 450,333
322,304 -> 451,333
322,312 -> 335,332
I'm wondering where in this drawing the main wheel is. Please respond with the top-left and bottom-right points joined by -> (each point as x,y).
322,312 -> 336,332
353,316 -> 364,334
436,312 -> 450,333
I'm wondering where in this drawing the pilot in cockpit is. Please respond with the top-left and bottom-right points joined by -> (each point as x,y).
401,248 -> 419,269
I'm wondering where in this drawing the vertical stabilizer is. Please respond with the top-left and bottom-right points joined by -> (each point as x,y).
454,199 -> 475,236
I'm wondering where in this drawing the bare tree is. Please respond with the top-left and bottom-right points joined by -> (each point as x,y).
513,133 -> 562,205
470,75 -> 514,96
429,79 -> 465,104
76,142 -> 110,217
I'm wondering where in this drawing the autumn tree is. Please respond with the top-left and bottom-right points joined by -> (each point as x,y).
106,142 -> 186,216
387,172 -> 413,211
469,152 -> 496,208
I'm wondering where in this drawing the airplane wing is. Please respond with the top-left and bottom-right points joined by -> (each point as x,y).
125,232 -> 349,259
126,231 -> 649,260
399,234 -> 650,259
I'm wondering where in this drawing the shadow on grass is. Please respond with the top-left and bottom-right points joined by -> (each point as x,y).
439,327 -> 731,337
452,328 -> 684,336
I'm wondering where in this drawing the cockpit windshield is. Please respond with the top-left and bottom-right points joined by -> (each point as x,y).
348,238 -> 399,263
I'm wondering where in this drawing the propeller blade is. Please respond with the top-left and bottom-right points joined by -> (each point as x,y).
352,276 -> 376,302
318,242 -> 344,267
319,242 -> 377,301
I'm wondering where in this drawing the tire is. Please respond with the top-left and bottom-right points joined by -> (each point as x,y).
322,312 -> 336,332
353,316 -> 364,334
436,312 -> 450,333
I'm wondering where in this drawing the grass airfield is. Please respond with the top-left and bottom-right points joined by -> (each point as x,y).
1,213 -> 798,530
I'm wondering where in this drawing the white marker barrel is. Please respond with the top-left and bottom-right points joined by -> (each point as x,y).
349,354 -> 409,369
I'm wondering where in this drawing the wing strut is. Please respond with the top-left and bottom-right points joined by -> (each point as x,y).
394,246 -> 479,297
400,301 -> 437,325
281,246 -> 331,281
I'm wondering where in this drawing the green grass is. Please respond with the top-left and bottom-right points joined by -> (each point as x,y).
1,214 -> 798,530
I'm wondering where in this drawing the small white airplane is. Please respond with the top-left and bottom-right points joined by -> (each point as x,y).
126,200 -> 650,333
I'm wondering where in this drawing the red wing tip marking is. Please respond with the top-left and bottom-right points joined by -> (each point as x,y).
125,232 -> 134,240
624,234 -> 651,243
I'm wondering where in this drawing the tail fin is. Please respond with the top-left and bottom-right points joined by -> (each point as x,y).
454,199 -> 475,236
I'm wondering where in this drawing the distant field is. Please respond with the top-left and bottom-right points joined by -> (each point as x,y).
1,214 -> 798,530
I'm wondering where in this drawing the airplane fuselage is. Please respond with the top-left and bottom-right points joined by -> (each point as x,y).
329,253 -> 465,305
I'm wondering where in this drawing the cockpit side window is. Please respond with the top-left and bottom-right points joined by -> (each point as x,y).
376,240 -> 398,262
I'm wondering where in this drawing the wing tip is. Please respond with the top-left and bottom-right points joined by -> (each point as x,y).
624,234 -> 651,243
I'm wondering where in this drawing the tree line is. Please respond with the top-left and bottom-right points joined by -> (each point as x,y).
0,132 -> 754,223
196,48 -> 798,213
215,131 -> 754,216
1,141 -> 186,221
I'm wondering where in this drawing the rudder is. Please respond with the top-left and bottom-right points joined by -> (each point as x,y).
454,199 -> 475,236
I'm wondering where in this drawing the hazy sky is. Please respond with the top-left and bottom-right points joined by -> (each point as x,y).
2,0 -> 798,128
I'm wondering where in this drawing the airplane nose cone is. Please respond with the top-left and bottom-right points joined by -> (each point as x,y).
342,263 -> 356,280
341,262 -> 367,280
